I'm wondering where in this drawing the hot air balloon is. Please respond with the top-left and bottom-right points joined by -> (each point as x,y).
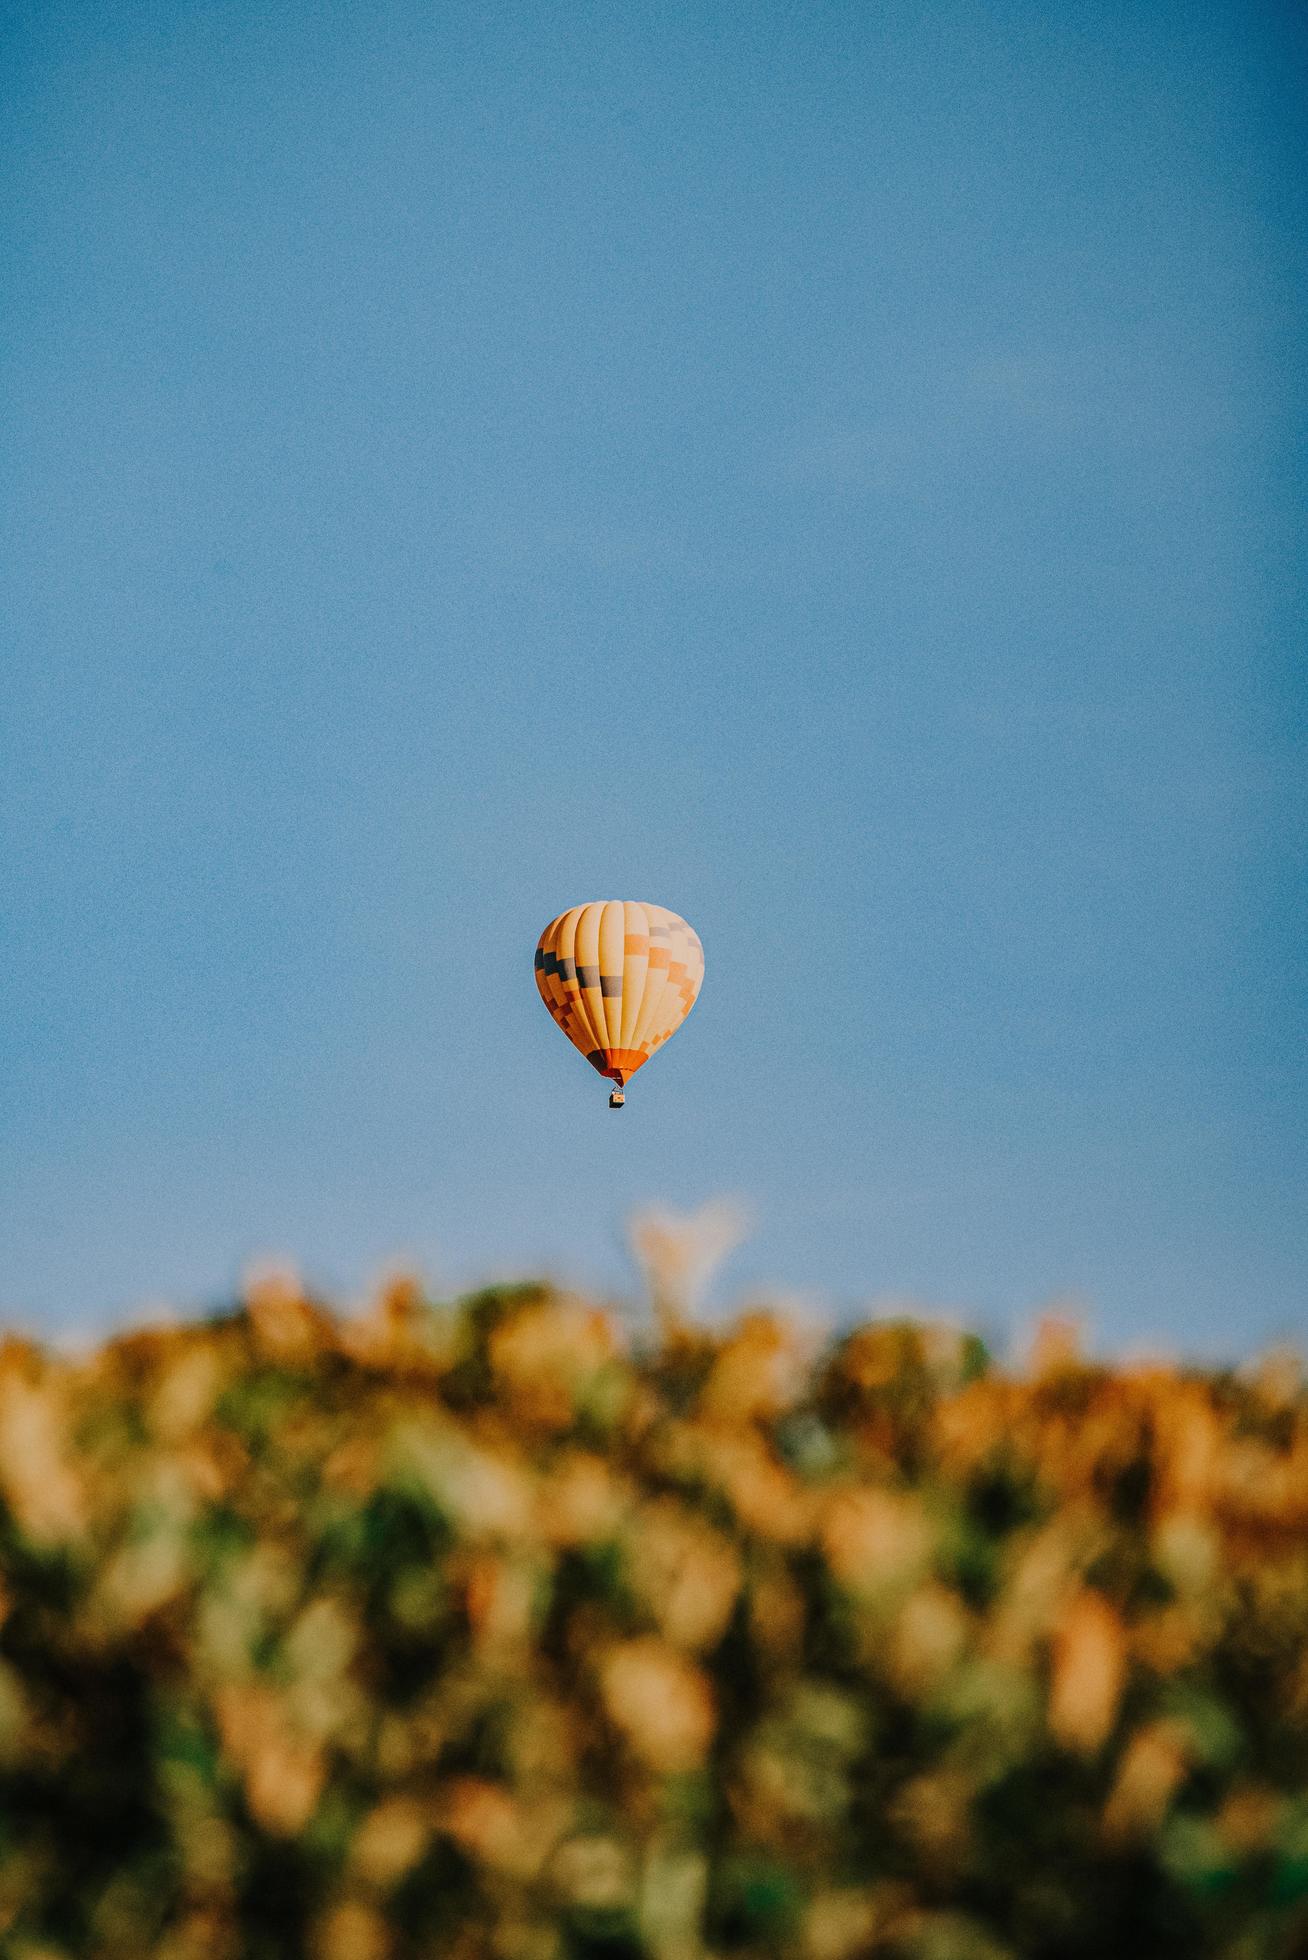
534,901 -> 704,1107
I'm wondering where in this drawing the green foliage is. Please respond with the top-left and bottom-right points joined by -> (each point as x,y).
0,1284 -> 1305,1958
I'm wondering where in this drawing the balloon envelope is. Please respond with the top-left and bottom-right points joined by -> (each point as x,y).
535,901 -> 704,1089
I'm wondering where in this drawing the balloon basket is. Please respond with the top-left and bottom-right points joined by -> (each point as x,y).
609,1088 -> 625,1109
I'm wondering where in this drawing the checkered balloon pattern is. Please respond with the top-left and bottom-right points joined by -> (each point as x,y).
534,902 -> 704,1093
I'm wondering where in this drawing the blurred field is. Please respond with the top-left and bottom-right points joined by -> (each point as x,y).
1,1272 -> 1306,1960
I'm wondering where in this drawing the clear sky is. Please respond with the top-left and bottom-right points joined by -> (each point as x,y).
3,0 -> 1305,1350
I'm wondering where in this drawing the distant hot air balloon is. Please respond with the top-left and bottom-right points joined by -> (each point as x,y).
535,901 -> 704,1107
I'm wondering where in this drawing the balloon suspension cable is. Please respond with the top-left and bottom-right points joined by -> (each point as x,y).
609,1078 -> 625,1109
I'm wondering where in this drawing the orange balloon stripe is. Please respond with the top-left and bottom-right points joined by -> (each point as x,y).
618,901 -> 652,1054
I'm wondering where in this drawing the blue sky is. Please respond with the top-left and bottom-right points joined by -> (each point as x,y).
3,0 -> 1305,1350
